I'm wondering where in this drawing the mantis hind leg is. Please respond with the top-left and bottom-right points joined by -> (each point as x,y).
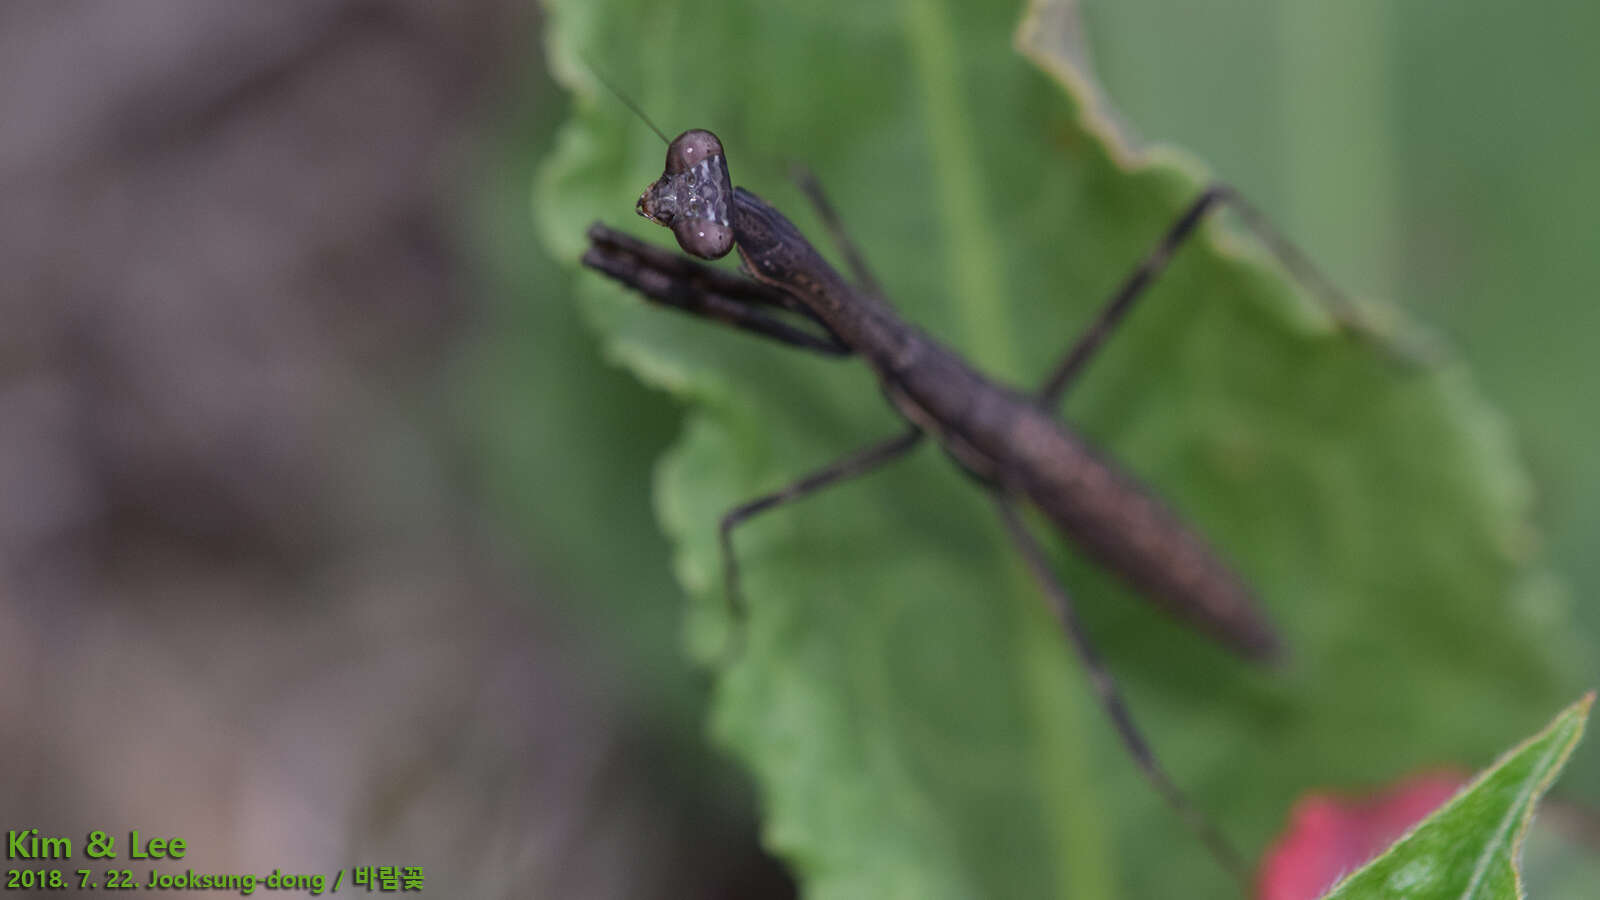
993,495 -> 1251,886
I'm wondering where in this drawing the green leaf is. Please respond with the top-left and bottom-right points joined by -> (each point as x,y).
535,0 -> 1581,896
1323,693 -> 1592,900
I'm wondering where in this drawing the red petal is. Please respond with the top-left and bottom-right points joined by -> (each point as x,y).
1256,770 -> 1467,900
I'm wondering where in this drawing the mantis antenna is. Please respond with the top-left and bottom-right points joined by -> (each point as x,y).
579,51 -> 671,145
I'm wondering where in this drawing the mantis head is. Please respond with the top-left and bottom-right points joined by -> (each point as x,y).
636,129 -> 735,259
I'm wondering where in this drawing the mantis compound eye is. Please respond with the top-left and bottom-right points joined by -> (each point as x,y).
670,217 -> 733,259
635,129 -> 734,259
663,129 -> 725,174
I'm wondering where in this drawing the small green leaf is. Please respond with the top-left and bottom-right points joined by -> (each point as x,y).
1323,693 -> 1593,900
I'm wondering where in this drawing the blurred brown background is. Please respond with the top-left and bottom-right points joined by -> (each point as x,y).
0,2 -> 787,897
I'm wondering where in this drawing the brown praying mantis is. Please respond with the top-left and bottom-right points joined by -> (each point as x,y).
581,117 -> 1379,883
